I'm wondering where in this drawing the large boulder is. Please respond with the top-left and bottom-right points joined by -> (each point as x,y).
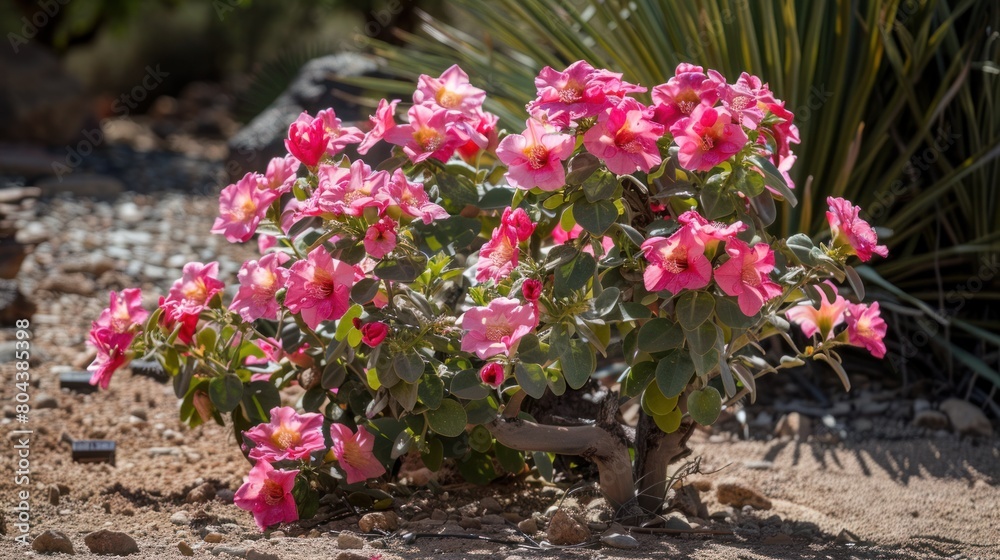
225,53 -> 386,182
0,43 -> 94,147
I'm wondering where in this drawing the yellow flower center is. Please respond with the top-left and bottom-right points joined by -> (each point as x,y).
414,127 -> 443,152
270,425 -> 302,450
524,144 -> 550,170
436,89 -> 462,109
262,479 -> 285,506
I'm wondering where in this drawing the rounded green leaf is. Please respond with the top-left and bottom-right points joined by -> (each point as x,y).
426,399 -> 468,437
641,382 -> 679,416
468,425 -> 493,453
392,350 -> 425,383
451,369 -> 490,399
653,408 -> 683,434
514,362 -> 547,399
561,338 -> 596,390
637,318 -> 684,353
676,292 -> 716,330
655,349 -> 695,398
420,438 -> 444,471
208,374 -> 243,413
573,198 -> 619,235
687,386 -> 723,426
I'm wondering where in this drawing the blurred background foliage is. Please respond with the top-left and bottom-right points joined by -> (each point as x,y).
2,0 -> 997,409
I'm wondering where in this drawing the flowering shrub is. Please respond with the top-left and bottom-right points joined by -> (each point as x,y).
89,61 -> 888,527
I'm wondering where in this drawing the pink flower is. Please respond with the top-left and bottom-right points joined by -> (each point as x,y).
456,109 -> 499,160
315,108 -> 365,156
496,119 -> 574,191
714,239 -> 783,316
583,98 -> 664,174
384,104 -> 463,163
384,170 -> 448,224
528,61 -> 642,126
641,226 -> 712,294
284,248 -> 358,329
476,225 -> 519,283
258,234 -> 277,255
551,222 -> 614,255
414,64 -> 486,116
234,460 -> 299,531
157,297 -> 200,345
357,98 -> 399,155
212,173 -> 280,243
785,281 -> 848,340
719,72 -> 769,129
258,155 -> 300,193
166,262 -> 225,315
501,207 -> 535,242
231,253 -> 290,322
244,406 -> 326,463
826,197 -> 888,262
285,111 -> 328,167
650,63 -> 721,128
479,362 -> 505,387
95,288 -> 148,334
676,210 -> 746,253
361,322 -> 389,347
87,327 -> 135,389
764,100 -> 800,159
522,279 -> 543,302
364,216 -> 397,259
845,302 -> 887,358
329,424 -> 387,484
671,105 -> 748,172
460,297 -> 538,359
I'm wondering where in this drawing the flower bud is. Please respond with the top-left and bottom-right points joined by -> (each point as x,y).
479,362 -> 505,387
522,279 -> 543,302
361,322 -> 389,347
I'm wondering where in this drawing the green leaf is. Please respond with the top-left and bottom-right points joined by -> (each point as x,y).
389,380 -> 419,411
301,386 -> 328,412
714,296 -> 759,329
436,172 -> 480,207
653,408 -> 683,434
468,424 -> 493,453
415,216 -> 482,253
685,322 -> 720,356
613,223 -> 646,248
561,338 -> 596,390
494,443 -> 526,474
465,395 -> 499,425
457,451 -> 497,485
418,374 -> 444,410
641,382 -> 678,416
392,350 -> 425,383
619,301 -> 653,321
426,399 -> 468,437
335,304 -> 363,342
517,333 -> 548,365
196,327 -> 217,352
292,476 -> 319,520
572,198 -> 619,236
566,153 -> 601,185
582,170 -> 619,202
844,265 -> 865,300
637,318 -> 684,352
374,253 -> 428,282
814,352 -> 851,392
687,386 -> 723,426
350,278 -> 380,304
701,177 -> 735,219
532,451 -> 554,481
420,438 -> 444,471
321,361 -> 347,390
553,251 -> 596,298
479,187 -> 516,209
241,381 -> 281,424
691,346 -> 721,378
514,362 -> 547,399
750,155 -> 797,207
547,323 -> 570,360
208,375 -> 243,413
750,192 -> 777,226
655,349 -> 695,398
622,361 -> 656,398
451,369 -> 491,399
676,292 -> 716,330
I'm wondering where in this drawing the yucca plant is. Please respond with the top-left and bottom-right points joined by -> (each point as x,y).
340,0 -> 1000,402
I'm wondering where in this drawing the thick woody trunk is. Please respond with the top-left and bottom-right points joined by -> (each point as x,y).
633,413 -> 696,513
486,391 -> 637,511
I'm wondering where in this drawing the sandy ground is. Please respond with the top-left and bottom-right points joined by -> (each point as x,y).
0,193 -> 998,560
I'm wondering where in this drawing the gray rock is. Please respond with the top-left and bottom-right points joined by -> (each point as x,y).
334,552 -> 369,560
211,546 -> 247,558
600,532 -> 640,549
546,509 -> 590,545
170,511 -> 192,525
84,529 -> 139,555
32,529 -> 75,554
226,53 -> 384,182
0,43 -> 93,147
245,551 -> 280,560
479,496 -> 502,513
36,174 -> 125,198
913,410 -> 950,431
458,517 -> 481,530
35,394 -> 58,409
940,398 -> 993,437
337,531 -> 364,549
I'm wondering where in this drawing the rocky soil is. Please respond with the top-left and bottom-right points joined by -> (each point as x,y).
0,150 -> 997,559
